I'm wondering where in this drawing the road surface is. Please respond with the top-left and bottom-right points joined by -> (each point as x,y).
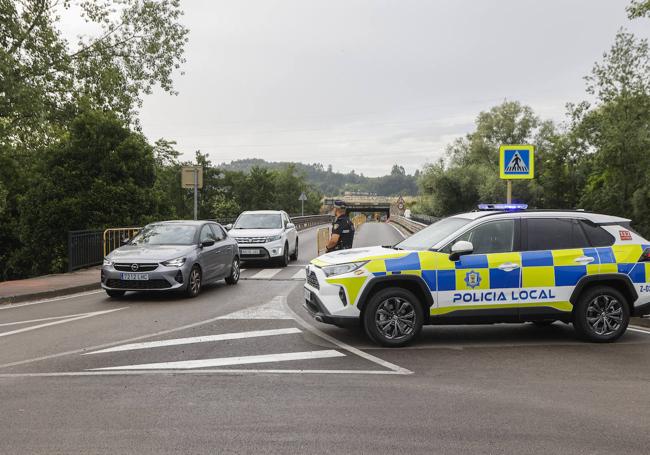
1,222 -> 650,454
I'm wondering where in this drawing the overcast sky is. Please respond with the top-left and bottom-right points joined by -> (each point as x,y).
69,1 -> 650,176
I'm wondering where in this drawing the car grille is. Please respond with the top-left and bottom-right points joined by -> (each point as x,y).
106,279 -> 171,290
114,263 -> 159,272
307,271 -> 320,289
234,237 -> 267,244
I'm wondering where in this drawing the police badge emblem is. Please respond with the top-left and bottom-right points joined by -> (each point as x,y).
464,270 -> 481,289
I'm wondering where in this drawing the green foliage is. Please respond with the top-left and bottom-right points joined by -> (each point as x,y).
219,159 -> 418,196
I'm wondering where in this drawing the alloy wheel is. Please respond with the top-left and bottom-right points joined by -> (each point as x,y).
586,294 -> 623,336
375,297 -> 416,340
190,268 -> 201,295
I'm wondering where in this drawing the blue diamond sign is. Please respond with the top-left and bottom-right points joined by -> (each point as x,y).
499,145 -> 534,180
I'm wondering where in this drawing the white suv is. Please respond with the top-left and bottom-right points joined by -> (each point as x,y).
227,210 -> 298,266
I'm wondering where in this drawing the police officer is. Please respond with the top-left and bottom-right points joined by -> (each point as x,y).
326,200 -> 355,252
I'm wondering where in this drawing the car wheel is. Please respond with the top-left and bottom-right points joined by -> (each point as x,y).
225,257 -> 240,285
573,285 -> 629,342
186,265 -> 202,298
290,239 -> 299,261
279,242 -> 289,267
106,290 -> 125,298
363,288 -> 424,347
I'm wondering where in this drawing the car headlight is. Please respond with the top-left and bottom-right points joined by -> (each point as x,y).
321,261 -> 368,277
161,257 -> 186,267
102,258 -> 113,266
266,235 -> 282,242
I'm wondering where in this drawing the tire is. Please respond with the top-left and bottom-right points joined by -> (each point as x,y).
278,242 -> 289,267
290,239 -> 299,261
573,285 -> 630,342
363,288 -> 424,347
225,257 -> 240,285
185,265 -> 202,298
106,290 -> 125,298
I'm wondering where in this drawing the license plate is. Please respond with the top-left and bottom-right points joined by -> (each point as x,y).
241,249 -> 260,255
304,288 -> 311,302
120,273 -> 149,281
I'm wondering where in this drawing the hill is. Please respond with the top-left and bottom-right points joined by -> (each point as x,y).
218,159 -> 418,196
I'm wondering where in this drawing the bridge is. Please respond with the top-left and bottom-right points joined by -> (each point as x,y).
322,194 -> 416,219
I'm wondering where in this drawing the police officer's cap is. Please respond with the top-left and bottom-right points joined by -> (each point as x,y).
333,200 -> 347,209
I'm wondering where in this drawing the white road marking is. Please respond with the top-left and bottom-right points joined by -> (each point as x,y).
387,222 -> 407,239
91,350 -> 345,370
292,268 -> 306,280
0,290 -> 104,310
0,296 -> 292,370
0,369 -> 406,378
84,328 -> 302,355
217,295 -> 294,319
0,308 -> 125,338
283,297 -> 413,375
629,326 -> 650,335
249,269 -> 283,280
0,312 -> 94,327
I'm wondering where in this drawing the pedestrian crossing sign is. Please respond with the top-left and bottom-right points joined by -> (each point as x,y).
499,145 -> 534,179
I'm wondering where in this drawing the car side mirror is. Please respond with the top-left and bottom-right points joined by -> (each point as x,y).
224,224 -> 233,231
286,222 -> 295,230
449,240 -> 473,261
201,240 -> 216,248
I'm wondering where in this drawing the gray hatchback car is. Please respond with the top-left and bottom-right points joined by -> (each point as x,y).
101,220 -> 240,298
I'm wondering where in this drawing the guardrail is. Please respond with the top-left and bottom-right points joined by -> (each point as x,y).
389,215 -> 431,234
290,214 -> 333,230
68,230 -> 104,272
409,213 -> 438,225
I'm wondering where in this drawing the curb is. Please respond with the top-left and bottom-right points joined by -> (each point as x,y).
0,283 -> 101,305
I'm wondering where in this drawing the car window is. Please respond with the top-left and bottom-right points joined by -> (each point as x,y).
130,224 -> 197,246
453,220 -> 515,254
234,213 -> 283,229
210,224 -> 226,241
199,225 -> 216,243
525,218 -> 590,251
579,220 -> 615,247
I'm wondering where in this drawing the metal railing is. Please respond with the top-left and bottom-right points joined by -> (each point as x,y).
390,215 -> 430,234
68,230 -> 104,272
290,214 -> 333,230
103,227 -> 141,257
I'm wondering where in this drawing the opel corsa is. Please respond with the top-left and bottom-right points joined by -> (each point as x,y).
102,220 -> 240,298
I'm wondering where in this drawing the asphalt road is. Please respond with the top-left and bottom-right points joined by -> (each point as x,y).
1,222 -> 650,454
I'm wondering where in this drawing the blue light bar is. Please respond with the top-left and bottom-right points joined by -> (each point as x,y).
478,203 -> 528,211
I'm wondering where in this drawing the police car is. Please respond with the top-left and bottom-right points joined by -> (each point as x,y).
303,205 -> 650,346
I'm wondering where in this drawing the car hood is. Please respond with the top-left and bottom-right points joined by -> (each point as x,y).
229,228 -> 283,238
311,246 -> 411,266
108,244 -> 197,262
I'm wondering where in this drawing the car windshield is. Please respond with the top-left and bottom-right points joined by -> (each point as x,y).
130,224 -> 197,246
395,216 -> 471,251
234,213 -> 283,229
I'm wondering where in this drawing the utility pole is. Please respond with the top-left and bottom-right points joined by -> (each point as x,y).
194,167 -> 198,220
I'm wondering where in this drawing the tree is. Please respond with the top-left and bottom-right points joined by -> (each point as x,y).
628,0 -> 650,19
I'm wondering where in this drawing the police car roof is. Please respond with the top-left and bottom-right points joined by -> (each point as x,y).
454,210 -> 630,224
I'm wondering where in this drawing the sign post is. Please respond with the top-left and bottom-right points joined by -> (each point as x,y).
499,145 -> 534,203
299,192 -> 307,216
181,166 -> 204,220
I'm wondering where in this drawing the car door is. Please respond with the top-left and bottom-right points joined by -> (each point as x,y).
198,224 -> 219,280
283,212 -> 297,251
519,217 -> 592,317
435,219 -> 521,319
209,223 -> 231,278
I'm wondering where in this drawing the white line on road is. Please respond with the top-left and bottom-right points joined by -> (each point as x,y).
0,312 -> 95,327
249,269 -> 283,280
284,297 -> 413,375
0,308 -> 125,338
0,369 -> 407,378
292,268 -> 306,280
629,326 -> 650,335
91,350 -> 345,370
84,328 -> 302,355
387,222 -> 407,239
217,295 -> 294,319
0,290 -> 104,310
